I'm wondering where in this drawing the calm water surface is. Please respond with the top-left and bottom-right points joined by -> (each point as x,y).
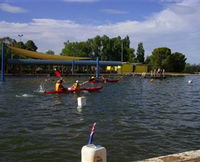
0,75 -> 200,162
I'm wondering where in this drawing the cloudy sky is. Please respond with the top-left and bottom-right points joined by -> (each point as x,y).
0,0 -> 200,64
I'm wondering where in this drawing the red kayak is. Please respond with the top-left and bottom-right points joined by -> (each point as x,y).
44,86 -> 103,94
88,79 -> 119,83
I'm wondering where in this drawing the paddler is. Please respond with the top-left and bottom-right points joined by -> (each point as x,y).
55,78 -> 65,92
89,76 -> 96,81
100,75 -> 105,81
71,80 -> 82,90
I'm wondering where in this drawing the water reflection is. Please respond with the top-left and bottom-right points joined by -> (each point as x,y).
54,94 -> 63,105
77,106 -> 82,113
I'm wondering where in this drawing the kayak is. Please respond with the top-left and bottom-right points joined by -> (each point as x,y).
88,79 -> 119,83
44,86 -> 103,94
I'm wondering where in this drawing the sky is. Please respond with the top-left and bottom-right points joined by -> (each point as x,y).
0,0 -> 200,64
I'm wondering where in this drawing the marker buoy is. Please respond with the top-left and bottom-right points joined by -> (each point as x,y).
77,96 -> 86,108
150,79 -> 155,82
81,123 -> 106,162
81,144 -> 106,162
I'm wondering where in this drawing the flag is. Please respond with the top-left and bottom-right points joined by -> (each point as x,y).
88,122 -> 96,144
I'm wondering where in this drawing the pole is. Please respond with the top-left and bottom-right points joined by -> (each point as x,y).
72,60 -> 74,75
88,122 -> 96,144
1,43 -> 5,81
96,57 -> 99,79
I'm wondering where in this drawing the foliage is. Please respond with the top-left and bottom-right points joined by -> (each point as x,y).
0,36 -> 189,73
184,63 -> 200,73
0,37 -> 39,64
150,47 -> 171,69
0,37 -> 16,63
25,40 -> 38,51
15,41 -> 26,49
61,35 -> 135,62
149,47 -> 186,72
144,56 -> 151,64
46,50 -> 55,55
136,42 -> 145,63
165,52 -> 186,72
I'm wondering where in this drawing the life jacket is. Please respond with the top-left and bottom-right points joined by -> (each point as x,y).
55,82 -> 64,91
72,82 -> 80,90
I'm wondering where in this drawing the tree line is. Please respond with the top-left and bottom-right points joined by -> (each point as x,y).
0,35 -> 194,73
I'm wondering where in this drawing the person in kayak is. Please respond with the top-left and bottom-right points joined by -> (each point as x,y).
100,75 -> 105,81
71,80 -> 82,90
89,76 -> 96,81
55,79 -> 65,92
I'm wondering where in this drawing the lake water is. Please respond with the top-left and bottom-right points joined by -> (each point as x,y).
0,75 -> 200,162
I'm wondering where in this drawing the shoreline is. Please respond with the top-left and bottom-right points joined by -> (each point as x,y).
139,149 -> 200,162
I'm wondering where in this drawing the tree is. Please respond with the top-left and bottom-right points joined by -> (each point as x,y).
149,47 -> 187,72
164,52 -> 186,72
122,36 -> 135,62
184,63 -> 200,73
136,42 -> 145,63
127,48 -> 135,62
46,50 -> 55,55
0,37 -> 17,63
150,47 -> 171,69
61,35 -> 135,62
145,56 -> 151,64
61,41 -> 90,57
0,37 -> 16,45
15,41 -> 26,49
25,40 -> 37,51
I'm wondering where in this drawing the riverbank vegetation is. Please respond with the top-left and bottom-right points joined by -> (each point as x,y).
0,35 -> 199,73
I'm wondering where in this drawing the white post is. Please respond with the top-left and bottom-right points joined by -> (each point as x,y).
81,144 -> 106,162
77,97 -> 86,108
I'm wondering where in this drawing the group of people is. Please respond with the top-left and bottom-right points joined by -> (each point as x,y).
150,68 -> 165,77
55,78 -> 82,92
55,75 -> 106,92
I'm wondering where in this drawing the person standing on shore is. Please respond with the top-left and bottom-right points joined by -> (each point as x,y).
162,69 -> 165,77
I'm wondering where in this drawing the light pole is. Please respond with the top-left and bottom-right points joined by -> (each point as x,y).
18,34 -> 23,42
99,41 -> 103,60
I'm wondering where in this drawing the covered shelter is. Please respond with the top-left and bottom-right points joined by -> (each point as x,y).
6,46 -> 124,75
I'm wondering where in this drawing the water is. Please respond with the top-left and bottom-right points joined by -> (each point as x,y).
0,75 -> 200,162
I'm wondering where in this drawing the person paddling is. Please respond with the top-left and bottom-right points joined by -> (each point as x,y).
71,80 -> 82,91
55,79 -> 65,92
100,75 -> 105,81
89,76 -> 96,81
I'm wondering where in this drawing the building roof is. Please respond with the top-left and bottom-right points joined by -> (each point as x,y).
8,46 -> 90,60
8,59 -> 123,66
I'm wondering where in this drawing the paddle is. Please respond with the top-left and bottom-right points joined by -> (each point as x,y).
81,81 -> 89,85
54,69 -> 61,78
53,69 -> 66,82
88,122 -> 96,144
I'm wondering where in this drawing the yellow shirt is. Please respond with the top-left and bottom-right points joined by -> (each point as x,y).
55,82 -> 63,91
72,83 -> 80,90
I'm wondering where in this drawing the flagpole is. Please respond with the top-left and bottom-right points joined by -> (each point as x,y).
88,122 -> 96,144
